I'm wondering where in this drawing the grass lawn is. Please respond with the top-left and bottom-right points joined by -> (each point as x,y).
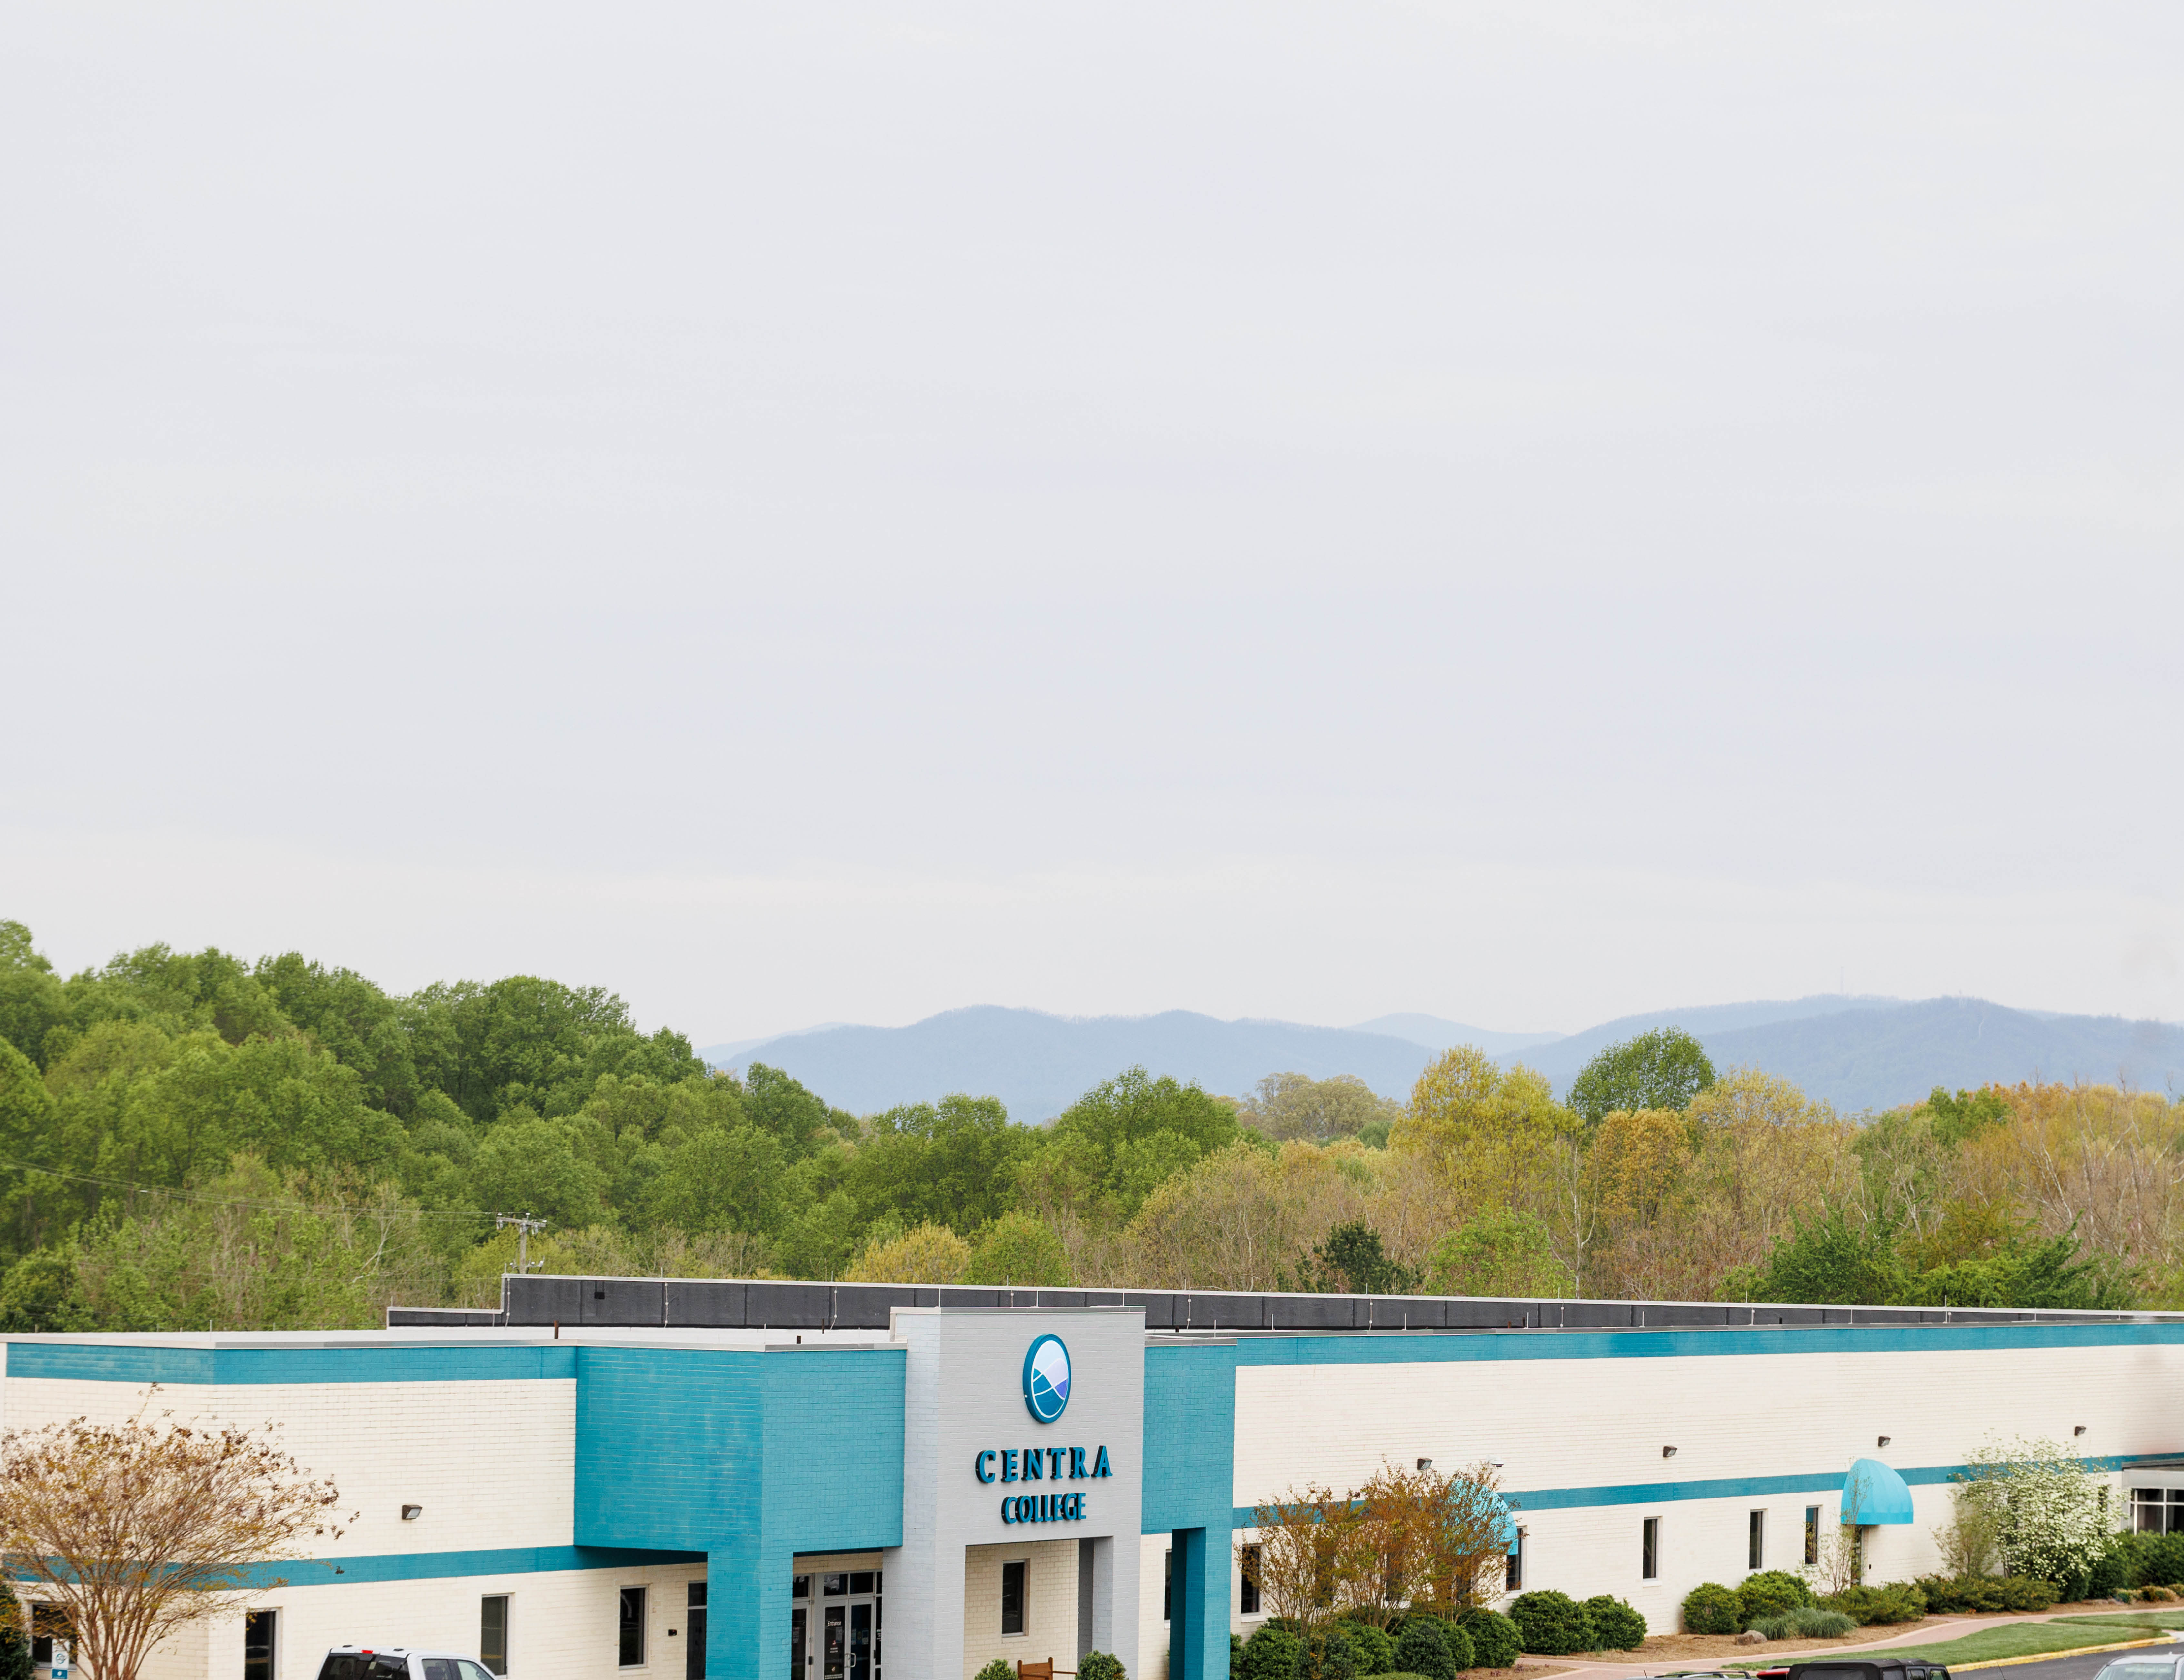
1727,1620 -> 2177,1670
2055,1614 -> 2184,1632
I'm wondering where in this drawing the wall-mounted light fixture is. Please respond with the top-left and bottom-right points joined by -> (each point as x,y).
2075,1426 -> 2088,1437
401,1505 -> 423,1521
1876,1436 -> 1891,1448
1662,1446 -> 1678,1458
1488,1460 -> 1504,1468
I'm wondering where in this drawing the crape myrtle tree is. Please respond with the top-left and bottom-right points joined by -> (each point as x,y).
0,1391 -> 350,1680
1238,1459 -> 1512,1633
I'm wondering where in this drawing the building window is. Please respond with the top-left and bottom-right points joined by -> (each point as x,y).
2133,1489 -> 2184,1534
1001,1560 -> 1027,1636
1505,1529 -> 1523,1592
244,1611 -> 275,1680
1641,1517 -> 1660,1581
481,1597 -> 509,1677
1163,1550 -> 1173,1623
1240,1546 -> 1261,1616
31,1606 -> 71,1668
621,1587 -> 647,1668
1749,1510 -> 1765,1570
686,1583 -> 706,1680
1804,1505 -> 1821,1566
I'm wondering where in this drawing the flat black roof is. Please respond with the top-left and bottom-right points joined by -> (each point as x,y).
384,1275 -> 2175,1333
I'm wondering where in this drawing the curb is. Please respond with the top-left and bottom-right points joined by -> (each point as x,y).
1954,1636 -> 2180,1671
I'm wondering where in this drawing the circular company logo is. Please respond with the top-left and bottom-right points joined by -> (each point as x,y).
1022,1333 -> 1071,1423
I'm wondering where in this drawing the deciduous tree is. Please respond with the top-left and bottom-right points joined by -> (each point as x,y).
0,1395 -> 349,1680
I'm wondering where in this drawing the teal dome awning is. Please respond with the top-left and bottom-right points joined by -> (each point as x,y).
1843,1457 -> 1916,1525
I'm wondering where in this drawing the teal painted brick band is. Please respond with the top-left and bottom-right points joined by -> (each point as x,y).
4,1343 -> 579,1385
1226,1321 -> 2184,1365
227,1545 -> 705,1589
1227,1451 -> 2183,1529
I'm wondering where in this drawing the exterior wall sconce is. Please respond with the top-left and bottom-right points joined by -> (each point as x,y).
1417,1458 -> 1433,1472
1876,1436 -> 1891,1448
1662,1446 -> 1677,1458
2075,1426 -> 2088,1436
401,1505 -> 423,1521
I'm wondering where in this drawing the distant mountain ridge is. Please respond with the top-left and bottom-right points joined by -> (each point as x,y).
704,1007 -> 1433,1123
703,996 -> 2184,1123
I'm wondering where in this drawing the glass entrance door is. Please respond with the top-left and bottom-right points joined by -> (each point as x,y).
791,1572 -> 880,1680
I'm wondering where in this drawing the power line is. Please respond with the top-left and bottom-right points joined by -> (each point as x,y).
0,1157 -> 521,1222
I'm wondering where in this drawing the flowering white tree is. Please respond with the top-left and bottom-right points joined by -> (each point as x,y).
1960,1436 -> 2110,1586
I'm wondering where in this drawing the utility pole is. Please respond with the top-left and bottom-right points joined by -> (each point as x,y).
496,1212 -> 549,1277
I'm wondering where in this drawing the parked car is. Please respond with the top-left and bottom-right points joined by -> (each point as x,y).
317,1647 -> 500,1680
1782,1662 -> 1952,1680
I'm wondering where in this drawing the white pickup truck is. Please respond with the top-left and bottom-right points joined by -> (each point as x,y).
317,1647 -> 503,1680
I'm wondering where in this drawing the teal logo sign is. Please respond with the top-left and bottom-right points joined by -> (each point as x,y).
1022,1333 -> 1071,1423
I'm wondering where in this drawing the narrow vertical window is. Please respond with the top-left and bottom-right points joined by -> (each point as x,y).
1001,1560 -> 1027,1636
620,1587 -> 647,1668
686,1583 -> 707,1680
1749,1509 -> 1765,1571
1641,1516 -> 1660,1580
1804,1505 -> 1821,1566
1505,1529 -> 1524,1592
1239,1545 -> 1261,1616
1163,1550 -> 1173,1623
244,1610 -> 275,1680
481,1598 -> 509,1677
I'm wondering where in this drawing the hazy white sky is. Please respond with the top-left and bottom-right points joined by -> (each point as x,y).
5,4 -> 2181,1040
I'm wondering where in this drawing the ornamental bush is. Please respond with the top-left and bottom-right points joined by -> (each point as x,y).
1818,1583 -> 1927,1625
2123,1532 -> 2184,1587
1341,1623 -> 1395,1675
1508,1591 -> 1594,1655
1081,1655 -> 1127,1680
1304,1626 -> 1360,1680
1392,1615 -> 1455,1680
974,1662 -> 1016,1680
1240,1626 -> 1303,1680
1737,1570 -> 1815,1624
1454,1608 -> 1519,1669
1912,1575 -> 2059,1613
1749,1608 -> 1856,1641
1580,1597 -> 1645,1650
1680,1583 -> 1742,1635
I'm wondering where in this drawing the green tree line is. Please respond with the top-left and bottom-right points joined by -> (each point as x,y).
0,920 -> 2165,1331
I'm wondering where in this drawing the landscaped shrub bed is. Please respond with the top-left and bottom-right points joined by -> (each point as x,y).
1912,1575 -> 2060,1613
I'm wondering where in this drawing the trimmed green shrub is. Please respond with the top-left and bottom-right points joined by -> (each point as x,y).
1305,1627 -> 1360,1680
1231,1635 -> 1246,1680
1680,1583 -> 1742,1635
2088,1545 -> 2129,1601
2124,1532 -> 2184,1588
1912,1575 -> 2059,1614
1081,1656 -> 1127,1680
974,1662 -> 1016,1680
1508,1592 -> 1594,1655
1818,1583 -> 1926,1625
1392,1615 -> 1455,1680
1580,1597 -> 1646,1651
1737,1570 -> 1816,1624
1454,1608 -> 1519,1670
1241,1626 -> 1303,1680
1336,1624 -> 1395,1676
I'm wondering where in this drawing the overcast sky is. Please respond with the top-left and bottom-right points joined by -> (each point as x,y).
5,4 -> 2181,1040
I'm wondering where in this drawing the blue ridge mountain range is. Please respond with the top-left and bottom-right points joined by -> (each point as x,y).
700,995 -> 2184,1124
